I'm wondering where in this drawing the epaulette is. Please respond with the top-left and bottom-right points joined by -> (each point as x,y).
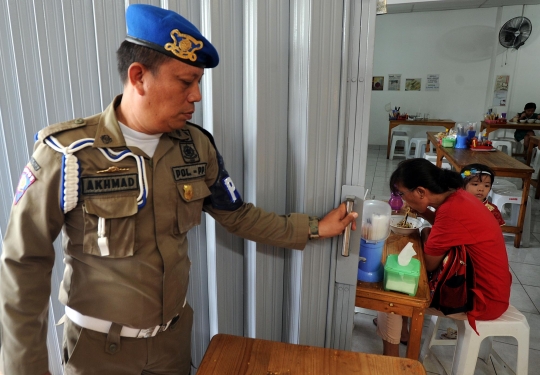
35,118 -> 87,143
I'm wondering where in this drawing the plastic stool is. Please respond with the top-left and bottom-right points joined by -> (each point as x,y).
408,137 -> 435,158
454,305 -> 529,375
491,179 -> 517,191
424,152 -> 451,170
491,140 -> 513,156
389,131 -> 410,160
489,187 -> 531,246
422,305 -> 530,375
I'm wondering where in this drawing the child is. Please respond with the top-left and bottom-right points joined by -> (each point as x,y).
461,163 -> 505,226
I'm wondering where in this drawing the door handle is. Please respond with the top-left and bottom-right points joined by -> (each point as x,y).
341,196 -> 355,257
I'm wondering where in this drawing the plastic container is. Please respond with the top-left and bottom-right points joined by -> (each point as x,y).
383,254 -> 420,296
388,192 -> 403,212
441,137 -> 455,148
361,200 -> 391,242
358,239 -> 385,282
358,200 -> 391,283
455,134 -> 468,149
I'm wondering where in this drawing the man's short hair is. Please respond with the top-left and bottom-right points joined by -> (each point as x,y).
116,41 -> 170,84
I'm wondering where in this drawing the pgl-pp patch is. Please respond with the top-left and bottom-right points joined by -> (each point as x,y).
14,166 -> 36,204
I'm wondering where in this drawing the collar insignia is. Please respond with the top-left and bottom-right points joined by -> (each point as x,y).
101,135 -> 113,144
164,30 -> 203,63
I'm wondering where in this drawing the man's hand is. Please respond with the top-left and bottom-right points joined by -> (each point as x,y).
318,202 -> 358,239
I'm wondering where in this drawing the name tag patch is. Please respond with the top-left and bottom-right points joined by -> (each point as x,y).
82,173 -> 139,195
173,163 -> 207,181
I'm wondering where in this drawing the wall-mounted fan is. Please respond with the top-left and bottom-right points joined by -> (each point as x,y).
499,17 -> 532,49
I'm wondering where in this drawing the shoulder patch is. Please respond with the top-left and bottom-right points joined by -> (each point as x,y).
14,166 -> 36,204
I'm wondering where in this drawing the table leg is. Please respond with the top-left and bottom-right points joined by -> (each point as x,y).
387,124 -> 395,159
515,176 -> 531,248
406,308 -> 425,360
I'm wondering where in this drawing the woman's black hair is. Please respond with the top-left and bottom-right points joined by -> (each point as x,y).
460,163 -> 495,187
389,158 -> 463,194
116,40 -> 171,84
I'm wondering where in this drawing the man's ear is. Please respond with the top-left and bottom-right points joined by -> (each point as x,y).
127,62 -> 146,95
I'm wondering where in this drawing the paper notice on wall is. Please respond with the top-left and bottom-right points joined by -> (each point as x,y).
425,74 -> 439,91
493,75 -> 509,106
388,74 -> 401,91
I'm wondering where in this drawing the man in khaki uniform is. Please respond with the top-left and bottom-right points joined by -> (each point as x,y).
0,4 -> 358,375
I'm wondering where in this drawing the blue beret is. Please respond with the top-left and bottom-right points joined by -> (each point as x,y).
125,4 -> 219,69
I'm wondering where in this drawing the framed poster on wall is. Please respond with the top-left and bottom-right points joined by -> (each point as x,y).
405,78 -> 421,91
372,76 -> 384,90
388,74 -> 401,91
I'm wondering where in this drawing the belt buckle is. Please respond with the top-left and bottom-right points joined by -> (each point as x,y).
137,326 -> 159,339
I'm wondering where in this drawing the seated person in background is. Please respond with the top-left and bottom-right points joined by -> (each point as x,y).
461,164 -> 505,226
513,102 -> 539,150
375,158 -> 511,357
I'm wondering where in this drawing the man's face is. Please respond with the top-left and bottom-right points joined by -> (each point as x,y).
139,58 -> 204,134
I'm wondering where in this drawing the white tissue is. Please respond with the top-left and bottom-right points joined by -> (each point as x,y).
398,242 -> 417,266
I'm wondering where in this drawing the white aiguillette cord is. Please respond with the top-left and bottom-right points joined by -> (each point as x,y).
44,135 -> 149,256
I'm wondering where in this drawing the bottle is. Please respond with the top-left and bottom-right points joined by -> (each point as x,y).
388,192 -> 403,213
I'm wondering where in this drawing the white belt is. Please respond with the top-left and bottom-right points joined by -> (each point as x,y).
65,306 -> 179,339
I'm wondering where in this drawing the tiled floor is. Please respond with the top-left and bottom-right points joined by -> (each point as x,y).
351,145 -> 540,375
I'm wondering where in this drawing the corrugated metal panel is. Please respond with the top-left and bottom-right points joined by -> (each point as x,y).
0,0 -> 373,372
243,0 -> 290,341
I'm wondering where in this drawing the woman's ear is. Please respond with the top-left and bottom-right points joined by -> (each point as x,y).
416,186 -> 426,199
127,62 -> 146,95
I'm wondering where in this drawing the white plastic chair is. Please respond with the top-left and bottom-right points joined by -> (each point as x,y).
491,140 -> 513,156
424,152 -> 451,170
421,305 -> 530,375
489,186 -> 531,247
389,131 -> 410,160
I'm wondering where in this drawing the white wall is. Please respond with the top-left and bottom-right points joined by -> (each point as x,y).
369,5 -> 540,145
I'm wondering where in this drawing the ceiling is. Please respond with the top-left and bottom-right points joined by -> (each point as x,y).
385,0 -> 540,14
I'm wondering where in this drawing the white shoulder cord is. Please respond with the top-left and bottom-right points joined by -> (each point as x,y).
44,135 -> 149,256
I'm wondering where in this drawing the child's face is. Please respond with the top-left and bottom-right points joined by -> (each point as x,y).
465,175 -> 492,202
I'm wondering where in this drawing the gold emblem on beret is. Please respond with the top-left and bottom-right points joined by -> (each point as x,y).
183,184 -> 193,201
164,30 -> 204,63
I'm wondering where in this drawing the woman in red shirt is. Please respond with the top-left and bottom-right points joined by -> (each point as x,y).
375,158 -> 511,357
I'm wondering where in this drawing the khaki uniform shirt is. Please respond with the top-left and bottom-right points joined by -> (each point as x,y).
0,96 -> 309,375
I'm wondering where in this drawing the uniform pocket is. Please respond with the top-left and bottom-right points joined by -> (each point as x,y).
83,195 -> 138,257
177,180 -> 211,233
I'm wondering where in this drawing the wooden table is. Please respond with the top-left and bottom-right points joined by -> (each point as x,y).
525,135 -> 540,199
356,231 -> 430,360
387,119 -> 455,159
480,120 -> 540,138
197,333 -> 427,375
427,131 -> 533,247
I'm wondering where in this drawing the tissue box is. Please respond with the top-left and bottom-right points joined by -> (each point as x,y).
383,254 -> 420,296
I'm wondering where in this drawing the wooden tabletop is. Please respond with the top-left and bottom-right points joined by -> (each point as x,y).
197,333 -> 427,375
390,119 -> 455,127
426,132 -> 533,177
387,119 -> 455,158
356,230 -> 430,360
480,120 -> 540,134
